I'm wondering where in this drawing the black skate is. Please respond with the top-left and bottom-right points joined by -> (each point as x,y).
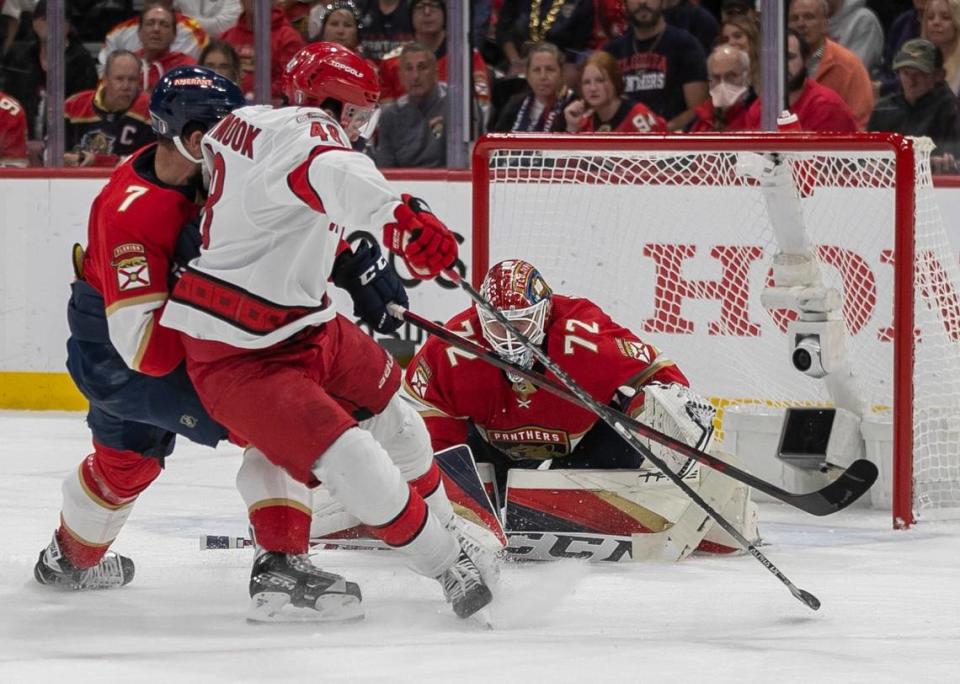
33,534 -> 134,590
247,551 -> 363,623
436,550 -> 493,619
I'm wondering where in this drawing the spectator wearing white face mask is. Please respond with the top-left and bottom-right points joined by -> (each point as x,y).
686,44 -> 756,131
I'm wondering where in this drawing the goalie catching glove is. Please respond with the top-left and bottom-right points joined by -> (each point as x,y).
332,239 -> 408,334
383,194 -> 458,279
629,382 -> 716,477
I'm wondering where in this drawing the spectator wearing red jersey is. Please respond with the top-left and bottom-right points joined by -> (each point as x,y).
0,90 -> 28,167
687,44 -> 756,132
136,4 -> 197,92
564,50 -> 667,133
221,0 -> 305,100
99,0 -> 208,75
744,30 -> 858,133
378,0 -> 490,122
64,51 -> 154,168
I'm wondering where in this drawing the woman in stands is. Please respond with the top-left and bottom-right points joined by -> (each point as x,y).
923,0 -> 960,95
563,50 -> 666,133
308,0 -> 362,52
200,40 -> 243,87
720,14 -> 761,90
492,42 -> 576,132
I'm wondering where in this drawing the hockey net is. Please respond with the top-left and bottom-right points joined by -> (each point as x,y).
472,133 -> 960,528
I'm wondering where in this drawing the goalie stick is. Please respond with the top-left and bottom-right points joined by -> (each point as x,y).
396,276 -> 823,611
392,305 -> 876,517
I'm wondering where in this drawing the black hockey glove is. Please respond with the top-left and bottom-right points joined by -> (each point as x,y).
332,239 -> 408,334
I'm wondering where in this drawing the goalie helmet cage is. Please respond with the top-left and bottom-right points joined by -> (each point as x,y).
471,132 -> 960,529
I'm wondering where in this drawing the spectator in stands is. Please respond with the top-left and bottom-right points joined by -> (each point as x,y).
664,0 -> 719,53
922,0 -> 960,95
745,29 -> 859,132
492,42 -> 576,132
360,0 -> 412,63
719,14 -> 761,89
869,38 -> 960,172
687,44 -> 756,131
378,0 -> 490,123
563,50 -> 667,132
0,89 -> 28,166
0,0 -> 97,140
221,0 -> 304,100
878,0 -> 925,96
136,4 -> 197,92
308,0 -> 361,50
590,0 -> 629,49
788,0 -> 875,128
828,0 -> 885,73
199,38 -> 241,85
497,0 -> 595,77
719,0 -> 758,24
99,0 -> 208,75
176,0 -> 242,38
374,42 -> 446,168
603,0 -> 709,131
62,50 -> 153,167
1,0 -> 34,57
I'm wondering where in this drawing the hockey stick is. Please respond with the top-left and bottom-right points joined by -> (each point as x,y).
393,304 -> 876,517
398,277 -> 821,611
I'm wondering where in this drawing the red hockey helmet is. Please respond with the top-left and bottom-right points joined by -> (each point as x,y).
282,41 -> 380,139
478,260 -> 553,370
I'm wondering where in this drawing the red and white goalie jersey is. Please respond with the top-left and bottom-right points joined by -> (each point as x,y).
403,296 -> 688,461
162,105 -> 404,348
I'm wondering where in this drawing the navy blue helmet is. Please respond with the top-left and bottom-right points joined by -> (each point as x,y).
149,65 -> 245,141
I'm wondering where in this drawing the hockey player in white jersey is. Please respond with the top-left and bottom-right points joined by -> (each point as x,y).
161,42 -> 499,621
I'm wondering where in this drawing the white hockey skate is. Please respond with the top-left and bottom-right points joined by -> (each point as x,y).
436,550 -> 494,619
33,534 -> 134,590
446,514 -> 504,587
247,551 -> 363,623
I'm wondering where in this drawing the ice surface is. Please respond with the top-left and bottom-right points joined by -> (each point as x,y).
1,411 -> 959,683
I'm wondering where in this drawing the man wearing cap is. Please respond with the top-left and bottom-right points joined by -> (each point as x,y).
720,0 -> 757,24
869,38 -> 960,173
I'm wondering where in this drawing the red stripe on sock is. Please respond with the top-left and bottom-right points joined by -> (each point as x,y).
56,523 -> 110,569
249,505 -> 312,554
370,485 -> 429,547
409,461 -> 441,499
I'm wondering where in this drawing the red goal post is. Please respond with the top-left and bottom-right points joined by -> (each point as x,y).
471,132 -> 960,529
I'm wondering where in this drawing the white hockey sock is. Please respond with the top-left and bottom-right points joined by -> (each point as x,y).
313,427 -> 458,577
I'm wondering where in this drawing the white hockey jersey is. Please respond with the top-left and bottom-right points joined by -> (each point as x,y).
161,105 -> 402,348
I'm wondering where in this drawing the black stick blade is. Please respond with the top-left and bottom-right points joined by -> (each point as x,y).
785,459 -> 879,516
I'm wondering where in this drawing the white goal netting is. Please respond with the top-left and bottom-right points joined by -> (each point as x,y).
480,135 -> 960,524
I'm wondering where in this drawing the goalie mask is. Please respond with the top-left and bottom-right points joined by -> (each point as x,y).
477,260 -> 553,376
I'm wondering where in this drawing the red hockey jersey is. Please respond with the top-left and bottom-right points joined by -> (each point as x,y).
403,295 -> 687,461
81,144 -> 201,376
576,100 -> 666,133
0,90 -> 28,166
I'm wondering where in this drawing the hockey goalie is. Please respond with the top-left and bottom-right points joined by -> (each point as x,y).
313,259 -> 759,562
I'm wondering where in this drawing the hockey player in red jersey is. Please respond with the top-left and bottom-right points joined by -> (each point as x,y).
403,259 -> 715,489
161,42 -> 499,620
33,67 -> 245,592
